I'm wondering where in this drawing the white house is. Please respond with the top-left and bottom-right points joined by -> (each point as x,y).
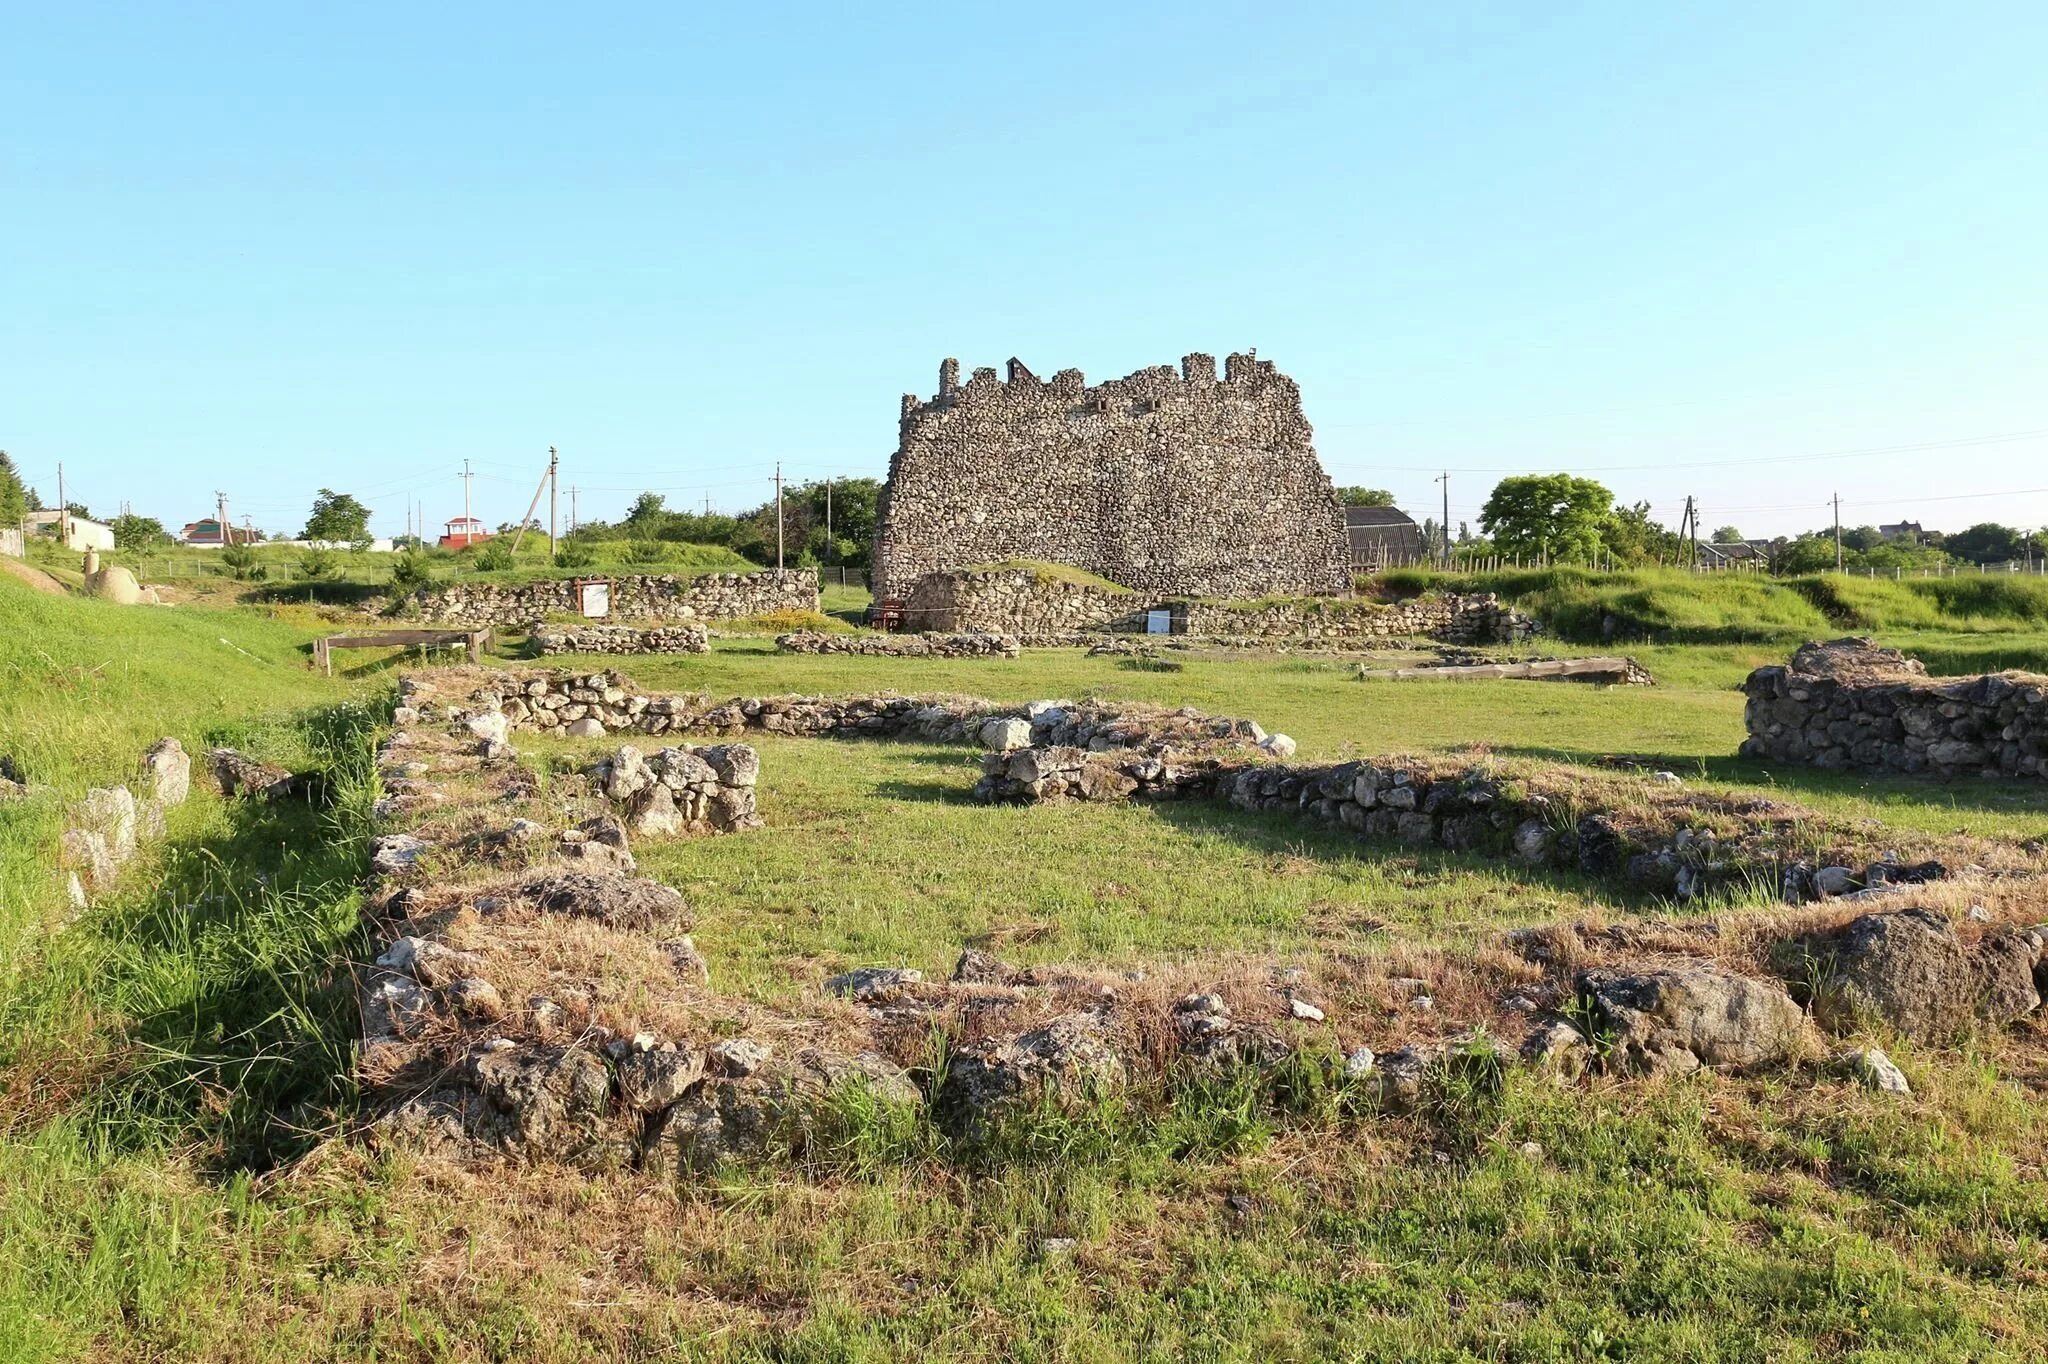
25,510 -> 116,552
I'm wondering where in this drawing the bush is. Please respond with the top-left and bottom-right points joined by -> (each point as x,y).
625,541 -> 667,565
297,548 -> 338,581
470,540 -> 515,572
219,544 -> 267,581
389,550 -> 434,593
553,543 -> 596,569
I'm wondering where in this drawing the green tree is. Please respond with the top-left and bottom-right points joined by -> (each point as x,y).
1712,526 -> 1744,543
1602,501 -> 1682,566
1940,522 -> 2023,565
1479,474 -> 1614,562
0,452 -> 29,527
1335,486 -> 1397,507
302,489 -> 372,544
109,514 -> 171,549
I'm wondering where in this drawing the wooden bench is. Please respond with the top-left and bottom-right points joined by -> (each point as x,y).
312,628 -> 490,676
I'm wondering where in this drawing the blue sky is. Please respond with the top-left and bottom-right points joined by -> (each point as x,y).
5,2 -> 2045,541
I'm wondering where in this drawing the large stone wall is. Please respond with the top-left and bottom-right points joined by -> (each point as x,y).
872,352 -> 1352,603
901,568 -> 1151,635
776,631 -> 1021,659
1741,639 -> 2048,779
1173,593 -> 1537,645
407,570 -> 818,628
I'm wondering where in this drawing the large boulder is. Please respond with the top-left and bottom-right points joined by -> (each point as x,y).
468,1044 -> 618,1163
1578,966 -> 1806,1075
1785,908 -> 2041,1041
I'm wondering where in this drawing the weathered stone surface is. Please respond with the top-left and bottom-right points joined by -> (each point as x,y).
470,1044 -> 615,1160
936,1013 -> 1124,1141
515,871 -> 690,930
1836,1045 -> 1911,1095
209,747 -> 293,800
778,631 -> 1021,659
873,352 -> 1350,604
74,786 -> 138,862
1579,967 -> 1806,1075
824,966 -> 923,1002
531,624 -> 709,656
613,1038 -> 706,1112
662,1049 -> 918,1169
138,738 -> 190,807
1789,908 -> 2041,1040
409,570 -> 818,628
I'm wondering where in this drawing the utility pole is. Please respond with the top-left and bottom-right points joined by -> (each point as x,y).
569,486 -> 579,532
773,463 -> 785,569
1434,471 -> 1450,567
508,448 -> 555,558
826,478 -> 833,540
547,445 -> 559,559
58,463 -> 68,548
1833,492 -> 1843,572
216,489 -> 229,547
459,459 -> 475,543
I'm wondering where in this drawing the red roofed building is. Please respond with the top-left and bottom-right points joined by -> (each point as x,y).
439,516 -> 492,549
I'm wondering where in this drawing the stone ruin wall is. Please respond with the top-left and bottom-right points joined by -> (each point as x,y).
872,352 -> 1352,603
1174,593 -> 1537,645
1742,639 -> 2048,780
901,568 -> 1152,635
408,570 -> 818,628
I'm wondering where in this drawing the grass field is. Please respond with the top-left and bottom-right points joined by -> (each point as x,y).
5,575 -> 2048,1359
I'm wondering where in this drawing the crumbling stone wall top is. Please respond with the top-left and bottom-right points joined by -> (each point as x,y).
873,351 -> 1351,603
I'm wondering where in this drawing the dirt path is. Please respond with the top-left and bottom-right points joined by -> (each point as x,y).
0,557 -> 68,594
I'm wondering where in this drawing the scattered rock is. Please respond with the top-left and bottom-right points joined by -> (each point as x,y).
1258,734 -> 1298,760
662,1049 -> 919,1170
660,936 -> 711,983
448,976 -> 505,1020
208,747 -> 293,800
824,966 -> 924,1003
710,1038 -> 770,1077
1836,1045 -> 1911,1095
1288,997 -> 1326,1023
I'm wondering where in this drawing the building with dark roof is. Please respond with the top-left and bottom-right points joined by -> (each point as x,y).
1345,505 -> 1423,569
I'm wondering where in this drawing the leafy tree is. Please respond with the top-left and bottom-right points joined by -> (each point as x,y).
1335,486 -> 1397,507
1712,526 -> 1744,543
1602,501 -> 1682,566
302,489 -> 372,544
1479,474 -> 1614,562
109,514 -> 172,549
0,452 -> 29,527
1940,522 -> 2023,565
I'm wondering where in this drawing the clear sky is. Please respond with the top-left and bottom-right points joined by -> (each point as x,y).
5,2 -> 2045,542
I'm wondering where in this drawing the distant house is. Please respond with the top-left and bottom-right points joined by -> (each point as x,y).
1879,521 -> 1926,541
1344,505 -> 1423,569
439,516 -> 492,550
181,517 -> 257,547
26,509 -> 116,552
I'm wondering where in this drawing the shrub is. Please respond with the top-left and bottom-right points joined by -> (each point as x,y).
297,548 -> 338,581
553,543 -> 596,569
625,541 -> 667,565
470,540 -> 515,572
218,544 -> 267,581
389,550 -> 434,593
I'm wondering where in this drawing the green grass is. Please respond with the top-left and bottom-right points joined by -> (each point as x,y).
7,574 -> 2048,1359
1376,565 -> 2048,646
966,559 -> 1134,593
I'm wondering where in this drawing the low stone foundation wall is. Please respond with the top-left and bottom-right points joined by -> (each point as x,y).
531,624 -> 708,656
1741,639 -> 2048,779
408,569 -> 818,628
1174,592 -> 1536,645
900,568 -> 1150,634
776,630 -> 1021,659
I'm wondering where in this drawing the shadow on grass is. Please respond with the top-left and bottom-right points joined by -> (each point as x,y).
21,700 -> 382,1172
